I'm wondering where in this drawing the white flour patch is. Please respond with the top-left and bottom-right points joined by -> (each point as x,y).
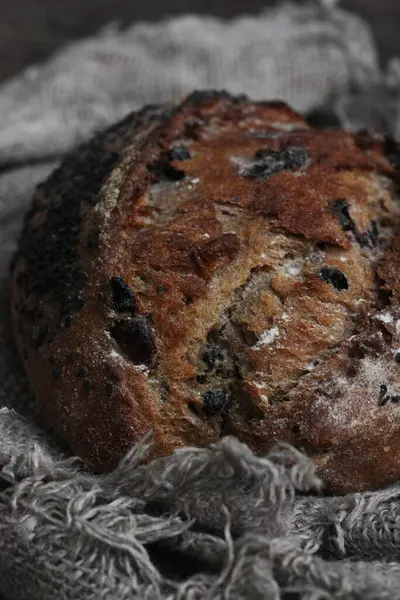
270,122 -> 305,131
255,327 -> 280,348
359,357 -> 394,398
253,381 -> 269,403
109,349 -> 123,361
254,381 -> 268,390
109,350 -> 148,374
230,155 -> 253,176
134,364 -> 149,373
375,312 -> 393,324
282,258 -> 303,277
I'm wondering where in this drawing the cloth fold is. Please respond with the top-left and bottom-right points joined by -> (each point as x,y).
1,1 -> 400,598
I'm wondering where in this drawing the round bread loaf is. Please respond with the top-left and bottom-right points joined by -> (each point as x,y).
11,90 -> 400,492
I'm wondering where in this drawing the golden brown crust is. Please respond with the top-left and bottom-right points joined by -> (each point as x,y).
11,90 -> 400,492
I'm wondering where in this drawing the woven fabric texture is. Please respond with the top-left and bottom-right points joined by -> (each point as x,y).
2,1 -> 400,598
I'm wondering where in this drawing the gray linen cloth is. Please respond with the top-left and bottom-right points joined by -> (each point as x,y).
1,1 -> 400,598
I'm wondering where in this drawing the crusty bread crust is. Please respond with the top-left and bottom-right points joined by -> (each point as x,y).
11,90 -> 400,492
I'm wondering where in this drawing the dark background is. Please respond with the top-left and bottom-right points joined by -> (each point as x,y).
0,0 -> 400,85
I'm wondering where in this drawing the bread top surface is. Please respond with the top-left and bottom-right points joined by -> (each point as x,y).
11,90 -> 400,492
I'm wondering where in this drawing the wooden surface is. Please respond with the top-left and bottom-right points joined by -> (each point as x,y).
0,0 -> 399,84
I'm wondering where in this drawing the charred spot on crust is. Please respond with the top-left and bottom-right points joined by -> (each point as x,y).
109,277 -> 137,314
243,147 -> 308,180
168,145 -> 191,161
330,199 -> 354,231
12,112 -> 148,345
76,367 -> 86,379
319,267 -> 348,291
18,152 -> 117,311
64,315 -> 73,328
15,272 -> 27,287
395,352 -> 400,364
111,316 -> 156,366
183,90 -> 247,106
146,160 -> 185,182
97,291 -> 106,305
105,381 -> 116,396
203,389 -> 230,417
384,136 -> 400,170
31,323 -> 49,348
52,363 -> 61,381
87,229 -> 101,249
306,107 -> 341,129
